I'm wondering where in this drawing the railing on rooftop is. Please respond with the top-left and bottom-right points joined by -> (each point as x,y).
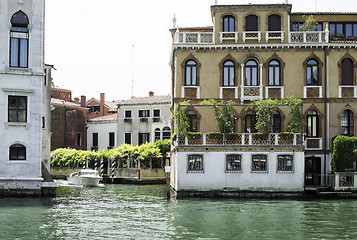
175,32 -> 213,44
289,31 -> 329,43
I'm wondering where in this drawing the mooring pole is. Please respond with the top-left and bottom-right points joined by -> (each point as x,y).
83,159 -> 86,169
111,158 -> 115,183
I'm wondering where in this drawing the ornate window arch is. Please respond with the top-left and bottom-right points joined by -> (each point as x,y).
338,105 -> 357,137
338,54 -> 357,86
305,105 -> 323,137
303,54 -> 323,86
181,54 -> 201,86
244,59 -> 259,86
222,15 -> 235,32
219,55 -> 238,87
10,10 -> 29,68
264,54 -> 285,86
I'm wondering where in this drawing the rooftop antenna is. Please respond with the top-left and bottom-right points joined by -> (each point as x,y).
131,44 -> 135,97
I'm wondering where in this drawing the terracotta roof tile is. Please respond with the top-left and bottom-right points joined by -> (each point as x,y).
119,95 -> 171,105
87,113 -> 118,122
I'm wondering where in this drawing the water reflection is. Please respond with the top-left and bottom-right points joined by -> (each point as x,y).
0,185 -> 357,239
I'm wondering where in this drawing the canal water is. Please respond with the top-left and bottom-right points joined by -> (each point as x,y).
0,183 -> 357,240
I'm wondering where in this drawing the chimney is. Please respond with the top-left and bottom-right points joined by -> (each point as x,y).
81,95 -> 86,107
100,93 -> 105,116
149,91 -> 154,97
74,97 -> 80,104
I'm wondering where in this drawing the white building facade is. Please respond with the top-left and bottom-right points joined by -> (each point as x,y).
87,114 -> 118,151
117,93 -> 171,146
0,0 -> 54,195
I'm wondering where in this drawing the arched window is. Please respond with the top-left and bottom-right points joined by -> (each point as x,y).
186,110 -> 197,132
245,110 -> 257,133
154,128 -> 161,142
273,112 -> 281,133
223,15 -> 235,32
185,60 -> 197,86
245,60 -> 258,86
10,11 -> 29,68
245,15 -> 258,31
163,127 -> 171,140
223,60 -> 235,86
307,110 -> 319,137
306,59 -> 319,85
268,60 -> 281,86
268,14 -> 281,31
9,144 -> 26,160
341,58 -> 354,85
341,110 -> 354,136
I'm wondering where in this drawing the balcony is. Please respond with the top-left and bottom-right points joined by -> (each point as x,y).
305,137 -> 323,150
219,86 -> 239,99
181,86 -> 200,99
265,86 -> 284,99
265,31 -> 284,43
289,31 -> 329,43
242,31 -> 262,43
175,32 -> 213,44
304,86 -> 322,98
241,86 -> 263,101
219,32 -> 238,43
338,86 -> 357,98
176,133 -> 304,146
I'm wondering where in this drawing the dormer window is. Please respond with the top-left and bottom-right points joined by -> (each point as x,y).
223,15 -> 235,32
10,11 -> 29,68
245,15 -> 258,31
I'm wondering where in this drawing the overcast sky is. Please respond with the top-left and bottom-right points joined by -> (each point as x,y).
45,0 -> 357,102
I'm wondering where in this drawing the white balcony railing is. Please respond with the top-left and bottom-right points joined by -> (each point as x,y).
338,86 -> 357,98
219,86 -> 239,99
176,133 -> 304,146
289,31 -> 329,43
175,32 -> 213,44
181,86 -> 200,98
219,32 -> 238,43
303,86 -> 323,98
265,86 -> 284,99
265,31 -> 284,42
305,137 -> 323,150
241,85 -> 263,101
242,31 -> 261,43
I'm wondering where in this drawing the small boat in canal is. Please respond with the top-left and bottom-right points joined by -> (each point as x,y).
67,169 -> 102,187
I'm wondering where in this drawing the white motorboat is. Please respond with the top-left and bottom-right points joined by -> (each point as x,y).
67,169 -> 102,187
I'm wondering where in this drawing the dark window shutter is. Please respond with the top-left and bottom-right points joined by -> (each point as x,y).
341,58 -> 354,85
246,15 -> 258,31
268,15 -> 281,31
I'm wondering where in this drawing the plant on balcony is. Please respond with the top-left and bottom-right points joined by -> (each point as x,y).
331,135 -> 357,173
171,100 -> 190,137
250,98 -> 279,135
226,132 -> 241,144
281,96 -> 304,133
207,132 -> 223,144
298,15 -> 318,31
199,99 -> 236,133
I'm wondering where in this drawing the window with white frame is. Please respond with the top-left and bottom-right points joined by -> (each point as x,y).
162,127 -> 171,140
124,132 -> 132,145
138,132 -> 150,145
187,154 -> 203,172
8,96 -> 27,122
252,154 -> 267,172
153,109 -> 160,117
277,155 -> 293,172
10,11 -> 29,68
125,110 -> 132,118
154,128 -> 161,142
9,144 -> 26,160
139,110 -> 150,118
226,154 -> 241,172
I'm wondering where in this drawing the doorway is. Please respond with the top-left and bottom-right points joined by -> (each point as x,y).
305,157 -> 321,186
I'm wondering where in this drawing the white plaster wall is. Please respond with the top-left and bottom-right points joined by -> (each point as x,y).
0,0 -> 45,190
172,151 -> 305,192
117,102 -> 171,146
87,121 -> 117,150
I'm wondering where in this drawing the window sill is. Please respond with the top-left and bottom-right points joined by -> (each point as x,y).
187,170 -> 204,173
225,170 -> 243,173
277,170 -> 294,173
6,67 -> 32,74
251,170 -> 268,173
5,122 -> 30,129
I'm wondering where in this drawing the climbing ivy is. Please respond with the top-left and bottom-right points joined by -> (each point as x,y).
171,100 -> 190,136
250,98 -> 279,135
281,96 -> 304,133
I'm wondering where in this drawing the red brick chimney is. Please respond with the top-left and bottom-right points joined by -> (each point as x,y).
74,97 -> 80,104
80,95 -> 86,107
149,91 -> 154,97
100,93 -> 105,116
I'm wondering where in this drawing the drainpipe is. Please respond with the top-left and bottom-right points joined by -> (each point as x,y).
323,46 -> 328,187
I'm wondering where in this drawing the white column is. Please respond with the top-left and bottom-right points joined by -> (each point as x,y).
241,64 -> 245,102
259,64 -> 263,99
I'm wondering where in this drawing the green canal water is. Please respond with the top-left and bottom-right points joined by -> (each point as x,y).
0,184 -> 357,240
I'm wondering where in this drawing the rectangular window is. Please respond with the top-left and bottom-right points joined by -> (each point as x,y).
93,105 -> 100,113
252,154 -> 267,172
277,155 -> 294,172
10,34 -> 28,68
125,110 -> 132,118
139,110 -> 150,118
76,133 -> 81,146
154,130 -> 161,142
8,96 -> 27,122
88,106 -> 93,113
9,144 -> 26,161
138,132 -> 150,145
125,132 -> 132,145
109,132 -> 115,147
153,109 -> 160,117
92,133 -> 98,147
226,154 -> 241,172
187,154 -> 204,172
42,117 -> 45,129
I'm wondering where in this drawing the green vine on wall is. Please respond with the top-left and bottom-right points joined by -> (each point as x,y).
171,100 -> 190,137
